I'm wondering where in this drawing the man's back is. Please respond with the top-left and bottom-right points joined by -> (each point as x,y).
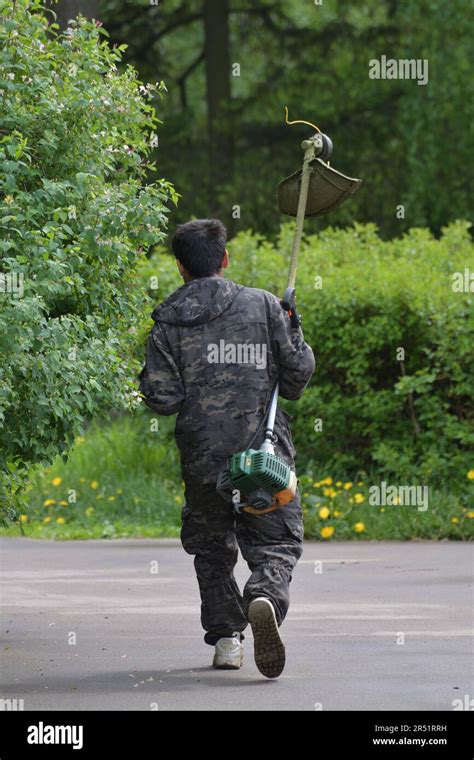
139,275 -> 315,485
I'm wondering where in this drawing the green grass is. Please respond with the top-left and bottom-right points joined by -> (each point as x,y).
4,412 -> 184,540
1,412 -> 472,541
299,475 -> 474,542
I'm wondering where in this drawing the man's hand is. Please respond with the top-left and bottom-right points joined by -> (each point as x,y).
281,287 -> 302,329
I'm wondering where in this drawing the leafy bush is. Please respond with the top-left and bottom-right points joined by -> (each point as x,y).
0,0 -> 176,519
142,221 -> 474,491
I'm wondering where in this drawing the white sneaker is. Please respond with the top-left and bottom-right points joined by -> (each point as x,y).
247,597 -> 285,679
212,633 -> 244,670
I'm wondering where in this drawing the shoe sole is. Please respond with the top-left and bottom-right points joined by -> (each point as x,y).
212,651 -> 243,670
248,598 -> 285,679
212,660 -> 242,670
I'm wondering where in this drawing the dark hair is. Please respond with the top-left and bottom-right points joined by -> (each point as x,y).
171,219 -> 227,278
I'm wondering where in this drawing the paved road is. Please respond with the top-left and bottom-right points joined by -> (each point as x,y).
0,538 -> 472,711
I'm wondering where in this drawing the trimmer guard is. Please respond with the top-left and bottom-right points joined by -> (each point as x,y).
277,158 -> 362,218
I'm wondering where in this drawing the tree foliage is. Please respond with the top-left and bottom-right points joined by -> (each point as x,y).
101,0 -> 473,237
0,0 -> 176,518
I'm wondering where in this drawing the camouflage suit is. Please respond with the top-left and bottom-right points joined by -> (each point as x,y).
139,276 -> 315,645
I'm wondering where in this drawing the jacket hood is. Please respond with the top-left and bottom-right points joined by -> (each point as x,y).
151,276 -> 243,327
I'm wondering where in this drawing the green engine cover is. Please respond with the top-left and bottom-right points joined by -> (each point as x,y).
229,448 -> 292,495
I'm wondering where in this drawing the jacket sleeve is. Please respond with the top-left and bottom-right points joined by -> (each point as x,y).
270,299 -> 316,401
138,323 -> 185,415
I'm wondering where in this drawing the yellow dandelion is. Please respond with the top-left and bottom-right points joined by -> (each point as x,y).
51,477 -> 62,486
313,482 -> 321,488
90,480 -> 99,489
56,517 -> 65,525
380,507 -> 386,513
335,481 -> 342,487
451,517 -> 459,524
19,514 -> 28,523
43,498 -> 55,507
43,516 -> 52,524
354,522 -> 365,533
466,511 -> 474,518
344,482 -> 353,490
467,470 -> 474,480
319,506 -> 330,519
321,477 -> 333,485
354,493 -> 365,504
357,481 -> 364,486
320,526 -> 335,539
59,500 -> 68,506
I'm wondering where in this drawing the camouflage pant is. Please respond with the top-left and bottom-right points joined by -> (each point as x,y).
181,482 -> 304,645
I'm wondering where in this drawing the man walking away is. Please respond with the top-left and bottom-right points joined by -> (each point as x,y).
139,219 -> 315,678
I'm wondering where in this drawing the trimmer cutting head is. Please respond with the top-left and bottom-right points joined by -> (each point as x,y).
277,157 -> 362,218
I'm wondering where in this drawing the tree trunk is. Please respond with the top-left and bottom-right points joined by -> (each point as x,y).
204,0 -> 233,220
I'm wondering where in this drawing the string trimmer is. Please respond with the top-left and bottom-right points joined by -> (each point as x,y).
216,109 -> 362,515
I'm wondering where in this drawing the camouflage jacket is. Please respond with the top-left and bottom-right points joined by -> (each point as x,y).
139,276 -> 315,486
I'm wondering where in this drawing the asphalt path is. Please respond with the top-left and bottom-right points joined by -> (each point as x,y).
1,538 -> 472,711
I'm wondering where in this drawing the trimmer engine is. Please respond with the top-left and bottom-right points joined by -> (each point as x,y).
217,448 -> 297,515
